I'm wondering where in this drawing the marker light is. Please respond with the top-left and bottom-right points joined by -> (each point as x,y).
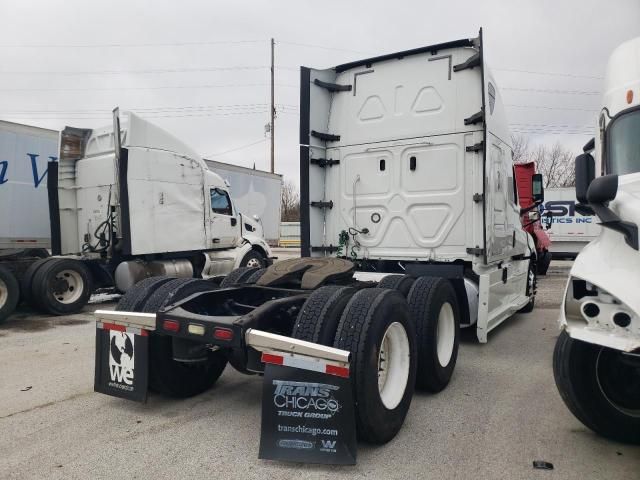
188,324 -> 205,336
627,89 -> 634,104
163,320 -> 180,332
213,327 -> 234,341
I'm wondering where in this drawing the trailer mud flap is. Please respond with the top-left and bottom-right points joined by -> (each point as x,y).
94,322 -> 149,402
259,356 -> 357,465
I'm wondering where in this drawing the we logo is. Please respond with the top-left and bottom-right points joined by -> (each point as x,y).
321,440 -> 336,449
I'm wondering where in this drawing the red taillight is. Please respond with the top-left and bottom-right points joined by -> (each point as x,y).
325,364 -> 350,378
261,352 -> 284,365
213,327 -> 234,341
163,320 -> 180,333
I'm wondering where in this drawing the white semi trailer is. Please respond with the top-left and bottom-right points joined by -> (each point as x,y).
553,36 -> 640,444
0,121 -> 58,322
93,30 -> 541,449
0,110 -> 272,322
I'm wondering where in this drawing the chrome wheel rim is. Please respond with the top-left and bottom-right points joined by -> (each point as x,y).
245,258 -> 261,268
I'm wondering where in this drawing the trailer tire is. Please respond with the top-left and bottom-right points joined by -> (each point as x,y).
553,331 -> 640,444
334,288 -> 417,444
116,276 -> 175,312
31,258 -> 93,315
240,250 -> 266,269
20,257 -> 50,305
378,275 -> 415,297
220,267 -> 259,287
292,286 -> 355,345
0,266 -> 19,323
407,277 -> 460,393
141,278 -> 226,397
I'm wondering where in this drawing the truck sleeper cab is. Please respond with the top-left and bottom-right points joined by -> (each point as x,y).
95,31 -> 540,452
16,111 -> 272,318
553,36 -> 640,445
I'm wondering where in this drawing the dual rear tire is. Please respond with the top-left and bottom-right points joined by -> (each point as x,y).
0,266 -> 19,323
117,277 -> 227,398
291,276 -> 460,444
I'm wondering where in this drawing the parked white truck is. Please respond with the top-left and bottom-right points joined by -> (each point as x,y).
553,36 -> 640,444
543,187 -> 600,258
93,30 -> 542,455
0,110 -> 272,322
0,121 -> 58,322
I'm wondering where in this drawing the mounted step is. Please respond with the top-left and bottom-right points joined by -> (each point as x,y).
310,158 -> 340,168
466,141 -> 484,153
311,130 -> 341,142
466,247 -> 485,256
464,109 -> 484,125
311,200 -> 334,209
313,79 -> 352,93
453,52 -> 481,72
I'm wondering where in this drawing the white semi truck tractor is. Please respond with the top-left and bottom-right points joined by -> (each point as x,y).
553,37 -> 640,444
12,110 -> 272,319
93,30 -> 541,451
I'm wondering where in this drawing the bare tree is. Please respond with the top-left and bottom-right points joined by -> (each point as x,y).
280,180 -> 300,222
511,134 -> 576,188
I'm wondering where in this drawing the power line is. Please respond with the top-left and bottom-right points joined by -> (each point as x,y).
494,68 -> 603,80
278,41 -> 371,55
505,104 -> 599,112
0,66 -> 269,76
206,138 -> 266,157
0,83 -> 298,92
502,87 -> 600,95
0,39 -> 264,49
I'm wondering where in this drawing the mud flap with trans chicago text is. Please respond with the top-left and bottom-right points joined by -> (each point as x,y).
94,322 -> 149,402
259,353 -> 357,465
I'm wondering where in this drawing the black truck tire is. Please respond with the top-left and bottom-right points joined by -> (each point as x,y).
240,250 -> 266,269
553,330 -> 640,444
0,266 -> 20,323
220,267 -> 259,287
116,276 -> 175,312
407,276 -> 460,393
334,288 -> 417,444
245,268 -> 267,284
519,262 -> 536,313
292,285 -> 355,345
143,278 -> 216,314
31,258 -> 93,315
537,250 -> 552,276
378,274 -> 415,297
20,257 -> 50,305
141,278 -> 227,397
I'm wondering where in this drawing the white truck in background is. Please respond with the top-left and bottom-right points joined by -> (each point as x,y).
0,121 -> 58,322
543,187 -> 600,258
553,36 -> 640,445
92,30 -> 542,452
0,110 -> 272,322
204,159 -> 283,246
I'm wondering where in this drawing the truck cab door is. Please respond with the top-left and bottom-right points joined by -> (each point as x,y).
208,187 -> 239,248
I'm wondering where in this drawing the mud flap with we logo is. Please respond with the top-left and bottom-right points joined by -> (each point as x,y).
94,323 -> 149,402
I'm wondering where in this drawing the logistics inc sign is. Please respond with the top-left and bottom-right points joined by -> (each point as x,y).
541,200 -> 595,224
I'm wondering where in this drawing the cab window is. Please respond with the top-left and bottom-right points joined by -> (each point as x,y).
210,188 -> 232,215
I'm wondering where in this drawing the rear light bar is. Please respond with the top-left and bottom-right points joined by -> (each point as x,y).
163,319 -> 180,333
213,327 -> 234,341
261,351 -> 350,378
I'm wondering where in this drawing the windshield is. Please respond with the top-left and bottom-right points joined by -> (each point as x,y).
607,109 -> 640,175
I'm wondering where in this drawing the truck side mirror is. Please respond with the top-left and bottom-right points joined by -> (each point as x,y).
532,173 -> 544,203
587,174 -> 618,205
575,153 -> 595,204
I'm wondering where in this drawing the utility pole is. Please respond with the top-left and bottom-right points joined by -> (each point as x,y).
270,37 -> 275,173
